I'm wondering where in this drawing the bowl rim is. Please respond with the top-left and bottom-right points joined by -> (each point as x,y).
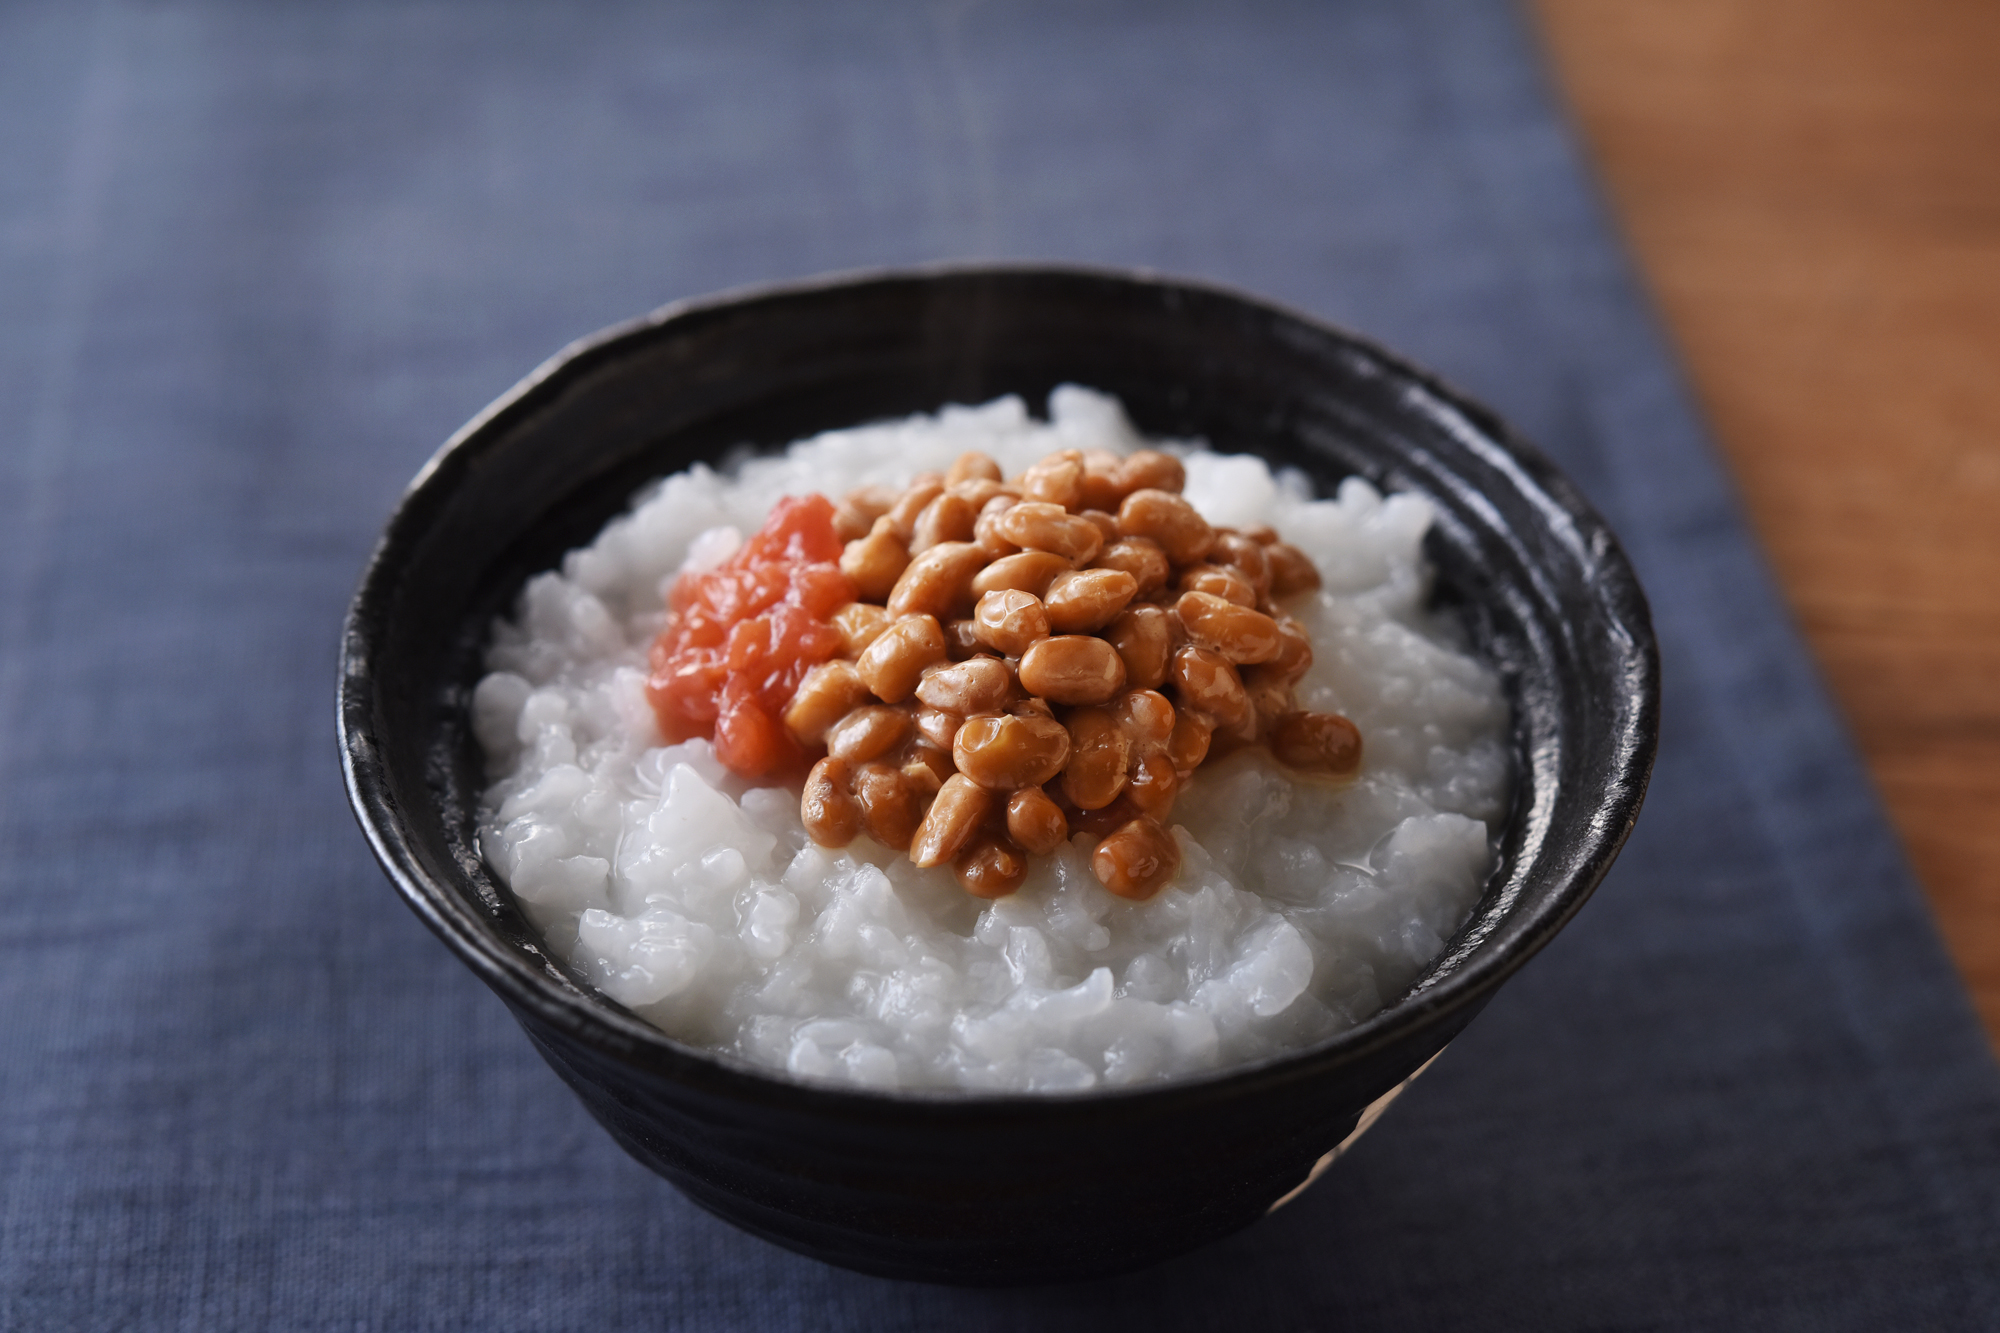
338,259 -> 1659,1117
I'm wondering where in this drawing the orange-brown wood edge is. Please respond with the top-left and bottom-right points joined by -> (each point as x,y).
1532,0 -> 2000,1047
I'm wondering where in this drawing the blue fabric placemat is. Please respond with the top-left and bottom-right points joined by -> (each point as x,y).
3,1 -> 1995,1327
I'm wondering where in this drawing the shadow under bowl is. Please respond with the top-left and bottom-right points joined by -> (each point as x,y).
338,264 -> 1658,1286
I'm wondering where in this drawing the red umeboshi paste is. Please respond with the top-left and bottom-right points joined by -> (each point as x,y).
645,493 -> 854,780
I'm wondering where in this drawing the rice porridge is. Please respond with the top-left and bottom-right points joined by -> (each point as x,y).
472,388 -> 1511,1093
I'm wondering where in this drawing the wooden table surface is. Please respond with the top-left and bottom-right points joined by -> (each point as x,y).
1531,1 -> 2000,1046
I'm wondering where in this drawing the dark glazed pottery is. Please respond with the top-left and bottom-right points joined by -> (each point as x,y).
339,265 -> 1658,1285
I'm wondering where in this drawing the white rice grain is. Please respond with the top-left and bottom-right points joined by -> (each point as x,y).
474,388 -> 1511,1092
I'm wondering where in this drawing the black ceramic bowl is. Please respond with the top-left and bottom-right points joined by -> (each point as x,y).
339,264 -> 1657,1286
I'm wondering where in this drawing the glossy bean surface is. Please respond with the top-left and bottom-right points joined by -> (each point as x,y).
1091,816 -> 1182,899
1125,752 -> 1179,819
1270,711 -> 1364,775
1265,541 -> 1322,597
840,517 -> 909,602
769,444 -> 1351,899
1213,532 -> 1272,597
1103,604 -> 1172,690
971,550 -> 1070,597
955,838 -> 1028,898
825,703 -> 911,762
1115,489 -> 1214,565
1166,704 -> 1216,775
1177,563 -> 1258,607
782,660 -> 872,744
914,704 -> 961,750
951,711 -> 1071,789
855,614 -> 947,702
1018,636 -> 1127,706
1060,707 -> 1131,810
995,502 -> 1104,564
909,773 -> 993,868
886,541 -> 986,618
884,477 -> 945,539
1119,449 -> 1186,495
1043,568 -> 1138,633
801,757 -> 862,847
914,655 -> 1014,716
1092,537 -> 1169,596
1019,450 -> 1085,509
1005,787 -> 1069,855
909,491 -> 978,553
853,761 -> 923,851
973,588 -> 1050,656
1169,644 -> 1249,726
1114,688 -> 1177,755
1176,590 -> 1283,664
829,601 -> 894,656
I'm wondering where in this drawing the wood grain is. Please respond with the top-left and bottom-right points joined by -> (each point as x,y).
1531,0 -> 2000,1045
